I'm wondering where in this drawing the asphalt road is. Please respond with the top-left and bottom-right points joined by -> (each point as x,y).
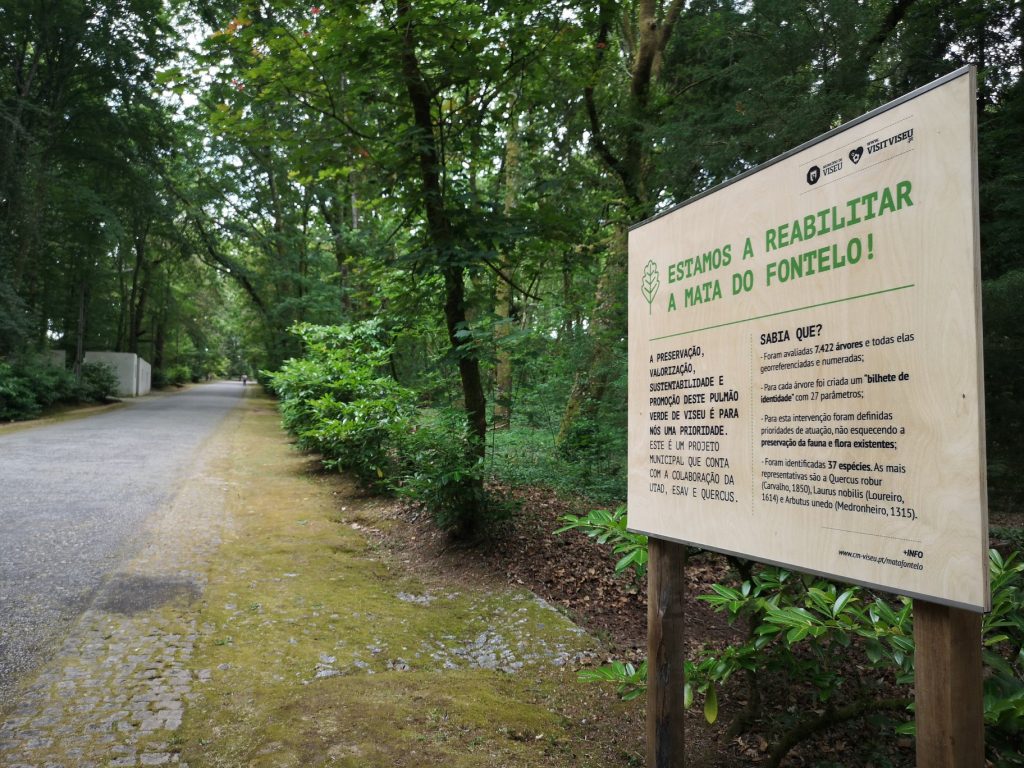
0,382 -> 245,709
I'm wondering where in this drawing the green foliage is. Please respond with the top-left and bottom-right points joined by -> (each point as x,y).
269,323 -> 415,488
0,0 -> 186,366
578,548 -> 1024,765
151,367 -> 166,390
992,527 -> 1024,552
303,393 -> 414,486
480,323 -> 630,502
555,506 -> 648,578
13,360 -> 78,408
165,365 -> 193,387
984,268 -> 1024,507
268,323 -> 491,534
981,550 -> 1024,761
0,362 -> 43,421
76,362 -> 118,402
486,425 -> 626,503
394,408 -> 491,537
689,569 -> 915,716
0,285 -> 34,357
0,358 -> 115,420
578,660 -> 647,702
553,411 -> 627,479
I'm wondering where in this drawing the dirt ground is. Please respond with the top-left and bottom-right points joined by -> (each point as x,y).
379,488 -> 916,768
378,480 -> 1021,767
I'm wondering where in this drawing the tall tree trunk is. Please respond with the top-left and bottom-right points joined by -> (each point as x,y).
493,128 -> 521,430
397,0 -> 488,470
153,297 -> 167,373
556,223 -> 628,448
73,278 -> 88,382
115,241 -> 127,351
128,227 -> 149,354
493,273 -> 514,429
318,189 -> 353,317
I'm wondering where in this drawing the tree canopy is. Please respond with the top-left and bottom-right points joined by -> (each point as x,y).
2,0 -> 1021,501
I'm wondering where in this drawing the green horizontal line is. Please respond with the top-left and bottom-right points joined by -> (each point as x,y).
649,284 -> 916,342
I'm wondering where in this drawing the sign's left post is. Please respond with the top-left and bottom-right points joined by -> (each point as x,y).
646,537 -> 687,768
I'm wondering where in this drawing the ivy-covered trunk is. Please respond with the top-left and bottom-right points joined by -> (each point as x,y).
557,0 -> 680,449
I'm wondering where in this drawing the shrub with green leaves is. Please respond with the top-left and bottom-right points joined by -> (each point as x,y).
268,322 -> 415,488
270,323 -> 395,434
18,359 -> 78,406
687,567 -> 914,767
578,660 -> 647,702
487,426 -> 627,503
981,549 -> 1024,761
166,364 -> 192,387
76,362 -> 118,402
0,361 -> 41,420
269,322 -> 494,536
394,408 -> 490,537
302,392 -> 414,485
572,544 -> 1024,767
555,506 -> 648,577
0,357 -> 115,420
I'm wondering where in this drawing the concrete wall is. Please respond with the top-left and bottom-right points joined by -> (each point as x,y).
47,350 -> 67,368
136,357 -> 151,397
83,351 -> 151,397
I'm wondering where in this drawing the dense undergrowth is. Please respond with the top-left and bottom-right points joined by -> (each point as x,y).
267,321 -> 629,533
559,507 -> 1024,767
0,357 -> 118,421
266,322 -> 494,535
485,425 -> 626,504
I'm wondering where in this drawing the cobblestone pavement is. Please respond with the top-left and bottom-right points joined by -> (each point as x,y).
1,384 -> 243,705
0,398 -> 242,767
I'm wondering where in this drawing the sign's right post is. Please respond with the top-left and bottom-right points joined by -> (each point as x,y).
913,600 -> 984,767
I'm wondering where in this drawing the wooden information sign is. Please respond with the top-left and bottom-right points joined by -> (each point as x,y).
628,67 -> 988,612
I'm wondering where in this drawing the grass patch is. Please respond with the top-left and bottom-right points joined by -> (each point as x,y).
179,394 -> 642,767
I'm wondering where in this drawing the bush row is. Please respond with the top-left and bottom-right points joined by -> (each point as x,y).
266,323 -> 487,534
0,358 -> 118,421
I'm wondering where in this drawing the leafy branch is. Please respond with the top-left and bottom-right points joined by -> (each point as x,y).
572,544 -> 1024,767
555,505 -> 648,578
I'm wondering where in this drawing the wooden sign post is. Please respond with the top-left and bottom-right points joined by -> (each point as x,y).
647,538 -> 687,768
629,67 -> 989,766
913,600 -> 984,766
645,569 -> 986,767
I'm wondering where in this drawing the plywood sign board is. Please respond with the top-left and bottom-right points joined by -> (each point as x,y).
628,67 -> 989,611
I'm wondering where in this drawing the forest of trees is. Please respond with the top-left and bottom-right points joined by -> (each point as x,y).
3,2 -> 1024,761
2,0 -> 1022,508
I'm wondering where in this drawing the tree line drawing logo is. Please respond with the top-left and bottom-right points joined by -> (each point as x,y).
641,260 -> 660,313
